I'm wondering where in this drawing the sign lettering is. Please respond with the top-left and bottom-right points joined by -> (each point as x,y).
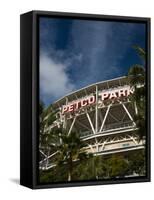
62,86 -> 134,114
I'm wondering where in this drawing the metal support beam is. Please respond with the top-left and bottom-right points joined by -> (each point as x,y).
95,85 -> 98,133
39,151 -> 59,164
99,108 -> 104,121
68,116 -> 76,135
40,150 -> 47,158
95,145 -> 145,156
109,112 -> 119,122
100,141 -> 106,151
88,144 -> 95,153
83,127 -> 138,141
86,112 -> 95,134
99,104 -> 111,132
122,103 -> 136,126
46,151 -> 50,168
134,101 -> 138,115
76,119 -> 91,131
130,136 -> 138,145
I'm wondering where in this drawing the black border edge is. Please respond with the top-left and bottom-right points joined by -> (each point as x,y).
146,17 -> 151,182
20,11 -> 33,188
32,11 -> 38,189
20,10 -> 151,189
32,10 -> 150,21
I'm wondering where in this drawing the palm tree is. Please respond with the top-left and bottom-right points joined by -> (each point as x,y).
39,102 -> 58,164
72,154 -> 106,181
133,45 -> 145,61
127,46 -> 146,139
55,130 -> 88,181
105,155 -> 129,178
127,150 -> 146,176
86,156 -> 106,180
39,102 -> 89,182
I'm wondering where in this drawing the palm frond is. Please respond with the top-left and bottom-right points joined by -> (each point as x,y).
133,45 -> 146,61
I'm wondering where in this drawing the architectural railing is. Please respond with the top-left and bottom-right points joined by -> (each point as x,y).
80,121 -> 135,139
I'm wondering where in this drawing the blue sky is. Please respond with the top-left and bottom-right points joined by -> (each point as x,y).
39,17 -> 146,107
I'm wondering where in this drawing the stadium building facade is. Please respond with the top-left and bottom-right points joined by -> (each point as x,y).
39,76 -> 145,170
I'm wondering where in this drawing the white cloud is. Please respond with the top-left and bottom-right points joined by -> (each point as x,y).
40,52 -> 75,103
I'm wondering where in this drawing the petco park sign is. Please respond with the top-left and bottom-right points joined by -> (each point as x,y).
62,86 -> 134,114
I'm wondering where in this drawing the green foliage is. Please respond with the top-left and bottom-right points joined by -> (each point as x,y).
39,151 -> 146,182
106,155 -> 129,178
128,64 -> 145,86
134,114 -> 146,140
127,150 -> 146,175
39,165 -> 68,183
55,131 -> 88,181
72,155 -> 104,180
127,47 -> 146,139
133,45 -> 146,61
